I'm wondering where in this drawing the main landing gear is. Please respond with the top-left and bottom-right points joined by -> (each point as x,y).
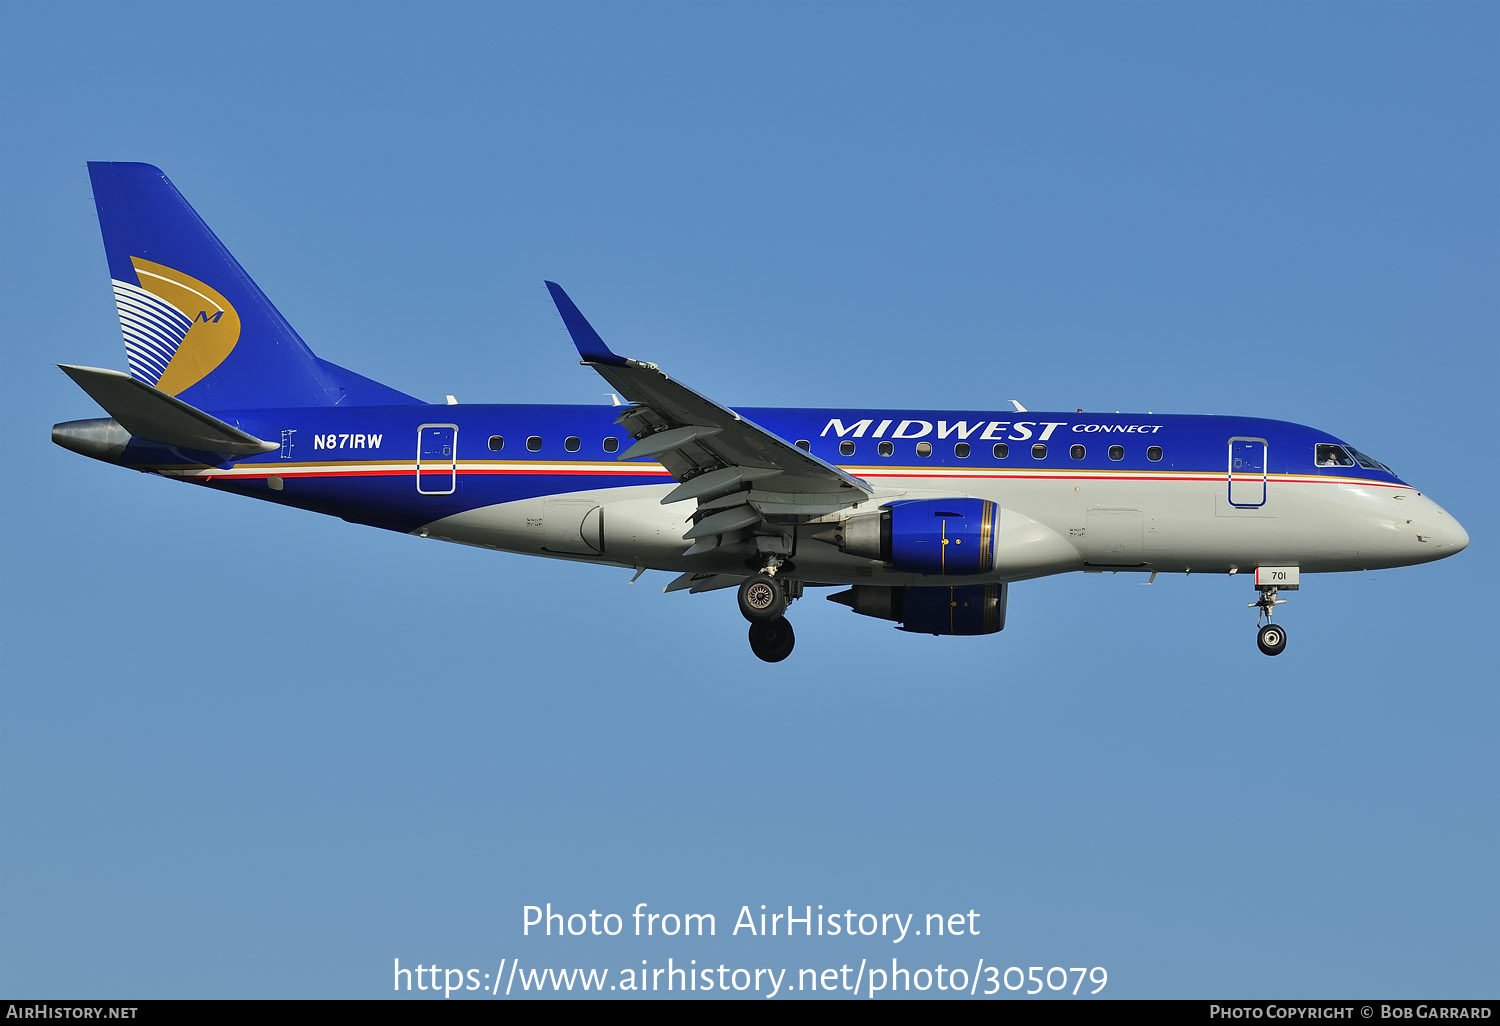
1251,585 -> 1288,656
737,573 -> 786,622
748,616 -> 795,663
738,561 -> 800,662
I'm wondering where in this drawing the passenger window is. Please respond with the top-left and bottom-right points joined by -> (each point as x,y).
915,442 -> 932,458
1032,443 -> 1047,459
839,440 -> 855,457
878,440 -> 894,457
488,435 -> 504,451
796,439 -> 810,451
1316,443 -> 1356,468
1147,446 -> 1162,462
954,442 -> 970,458
993,443 -> 1009,459
603,437 -> 619,453
527,436 -> 542,452
1108,445 -> 1123,461
565,436 -> 580,453
1070,444 -> 1085,460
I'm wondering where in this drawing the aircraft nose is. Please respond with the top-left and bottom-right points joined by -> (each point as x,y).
1419,500 -> 1468,557
1437,514 -> 1469,555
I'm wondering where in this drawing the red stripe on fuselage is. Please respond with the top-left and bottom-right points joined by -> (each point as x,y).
155,461 -> 1414,490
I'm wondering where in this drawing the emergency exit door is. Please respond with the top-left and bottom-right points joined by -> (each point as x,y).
1228,437 -> 1267,507
417,424 -> 458,495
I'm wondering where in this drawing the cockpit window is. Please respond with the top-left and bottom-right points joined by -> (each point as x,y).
1348,447 -> 1391,472
1315,443 -> 1356,468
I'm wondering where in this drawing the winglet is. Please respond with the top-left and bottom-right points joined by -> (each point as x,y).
545,281 -> 628,366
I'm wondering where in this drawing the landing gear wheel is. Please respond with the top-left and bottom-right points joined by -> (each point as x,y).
1257,623 -> 1287,656
748,616 -> 795,663
738,573 -> 786,623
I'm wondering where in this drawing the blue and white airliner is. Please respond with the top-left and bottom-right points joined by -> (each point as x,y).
54,163 -> 1470,662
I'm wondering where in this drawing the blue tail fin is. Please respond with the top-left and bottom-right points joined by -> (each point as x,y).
88,162 -> 419,410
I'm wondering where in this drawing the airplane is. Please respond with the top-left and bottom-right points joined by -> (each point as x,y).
53,162 -> 1470,663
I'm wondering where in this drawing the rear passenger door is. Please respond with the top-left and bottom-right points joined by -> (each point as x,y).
417,423 -> 458,495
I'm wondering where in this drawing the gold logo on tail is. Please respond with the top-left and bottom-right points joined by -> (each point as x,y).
112,257 -> 241,396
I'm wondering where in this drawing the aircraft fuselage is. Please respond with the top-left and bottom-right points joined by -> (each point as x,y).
54,402 -> 1469,584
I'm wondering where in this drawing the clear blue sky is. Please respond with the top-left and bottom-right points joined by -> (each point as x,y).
3,1 -> 1495,1000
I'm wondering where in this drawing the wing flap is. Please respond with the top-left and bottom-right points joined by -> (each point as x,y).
661,465 -> 783,505
619,424 -> 722,461
664,572 -> 747,594
683,504 -> 762,540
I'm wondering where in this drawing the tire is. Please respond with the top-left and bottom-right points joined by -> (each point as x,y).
1257,623 -> 1287,656
748,616 -> 796,663
737,573 -> 786,623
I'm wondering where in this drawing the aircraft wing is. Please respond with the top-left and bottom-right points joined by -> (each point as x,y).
546,282 -> 873,552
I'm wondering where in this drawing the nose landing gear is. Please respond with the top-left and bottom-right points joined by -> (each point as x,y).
1250,585 -> 1288,656
1257,621 -> 1287,656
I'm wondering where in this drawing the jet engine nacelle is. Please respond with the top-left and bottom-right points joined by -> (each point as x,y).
817,497 -> 1081,579
834,497 -> 998,575
829,583 -> 1008,635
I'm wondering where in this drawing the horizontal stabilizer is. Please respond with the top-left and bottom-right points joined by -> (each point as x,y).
59,364 -> 278,455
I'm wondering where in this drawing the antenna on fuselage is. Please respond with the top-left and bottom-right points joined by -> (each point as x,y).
1008,399 -> 1027,412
